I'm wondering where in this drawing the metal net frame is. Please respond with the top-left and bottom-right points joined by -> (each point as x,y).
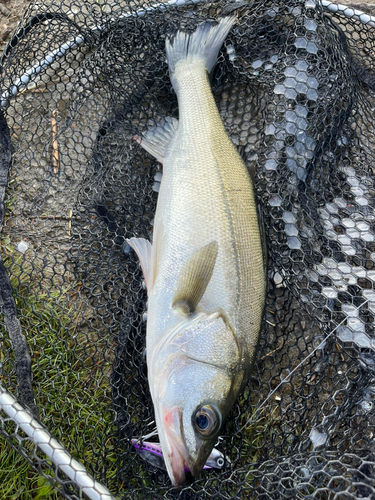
1,0 -> 375,498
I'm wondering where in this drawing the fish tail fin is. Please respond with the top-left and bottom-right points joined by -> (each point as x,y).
166,17 -> 236,76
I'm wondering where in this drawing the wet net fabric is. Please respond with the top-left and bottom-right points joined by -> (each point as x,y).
1,0 -> 375,498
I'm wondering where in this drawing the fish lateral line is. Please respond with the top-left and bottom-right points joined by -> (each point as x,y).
181,353 -> 231,371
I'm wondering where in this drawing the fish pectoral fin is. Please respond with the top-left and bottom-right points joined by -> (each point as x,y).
136,117 -> 178,163
126,237 -> 154,291
172,241 -> 218,314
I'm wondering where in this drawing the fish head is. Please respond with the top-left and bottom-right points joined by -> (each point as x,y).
148,311 -> 243,486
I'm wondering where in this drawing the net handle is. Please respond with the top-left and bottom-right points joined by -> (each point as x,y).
322,1 -> 375,28
0,383 -> 117,500
0,0 -> 202,108
2,1 -> 374,108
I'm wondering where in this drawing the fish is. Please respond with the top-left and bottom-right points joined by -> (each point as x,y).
127,17 -> 266,486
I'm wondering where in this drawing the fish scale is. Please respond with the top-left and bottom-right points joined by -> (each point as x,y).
150,62 -> 264,351
128,17 -> 266,486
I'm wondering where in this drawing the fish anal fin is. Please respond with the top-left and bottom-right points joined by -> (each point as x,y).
126,237 -> 153,290
137,117 -> 178,163
172,241 -> 218,314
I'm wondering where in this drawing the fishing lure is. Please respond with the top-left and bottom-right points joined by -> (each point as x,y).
131,440 -> 227,472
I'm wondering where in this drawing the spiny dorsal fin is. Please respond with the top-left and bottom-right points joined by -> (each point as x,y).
257,204 -> 268,275
172,241 -> 218,314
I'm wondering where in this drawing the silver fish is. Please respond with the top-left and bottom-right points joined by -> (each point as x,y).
127,17 -> 266,486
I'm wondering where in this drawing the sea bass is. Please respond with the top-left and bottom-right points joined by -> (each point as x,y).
127,17 -> 266,486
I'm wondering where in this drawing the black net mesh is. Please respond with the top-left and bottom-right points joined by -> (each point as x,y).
1,0 -> 375,498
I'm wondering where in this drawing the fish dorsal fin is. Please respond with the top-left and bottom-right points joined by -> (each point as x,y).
237,145 -> 249,166
257,204 -> 268,275
172,241 -> 218,314
126,237 -> 153,290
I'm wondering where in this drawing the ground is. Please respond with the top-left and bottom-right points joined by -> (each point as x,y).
0,0 -> 375,499
0,0 -> 30,54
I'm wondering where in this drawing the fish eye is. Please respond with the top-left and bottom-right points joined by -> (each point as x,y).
193,406 -> 220,436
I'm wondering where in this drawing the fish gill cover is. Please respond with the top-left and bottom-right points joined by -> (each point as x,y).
0,0 -> 375,498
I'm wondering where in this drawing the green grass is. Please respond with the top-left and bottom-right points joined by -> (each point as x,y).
0,241 -> 119,499
0,441 -> 59,500
0,237 -> 283,498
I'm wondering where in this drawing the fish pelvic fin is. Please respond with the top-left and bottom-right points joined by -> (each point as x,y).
136,117 -> 178,163
166,17 -> 236,76
126,237 -> 154,290
172,241 -> 218,314
127,219 -> 163,292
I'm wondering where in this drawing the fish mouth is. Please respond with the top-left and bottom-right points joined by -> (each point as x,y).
168,445 -> 189,486
158,407 -> 193,486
